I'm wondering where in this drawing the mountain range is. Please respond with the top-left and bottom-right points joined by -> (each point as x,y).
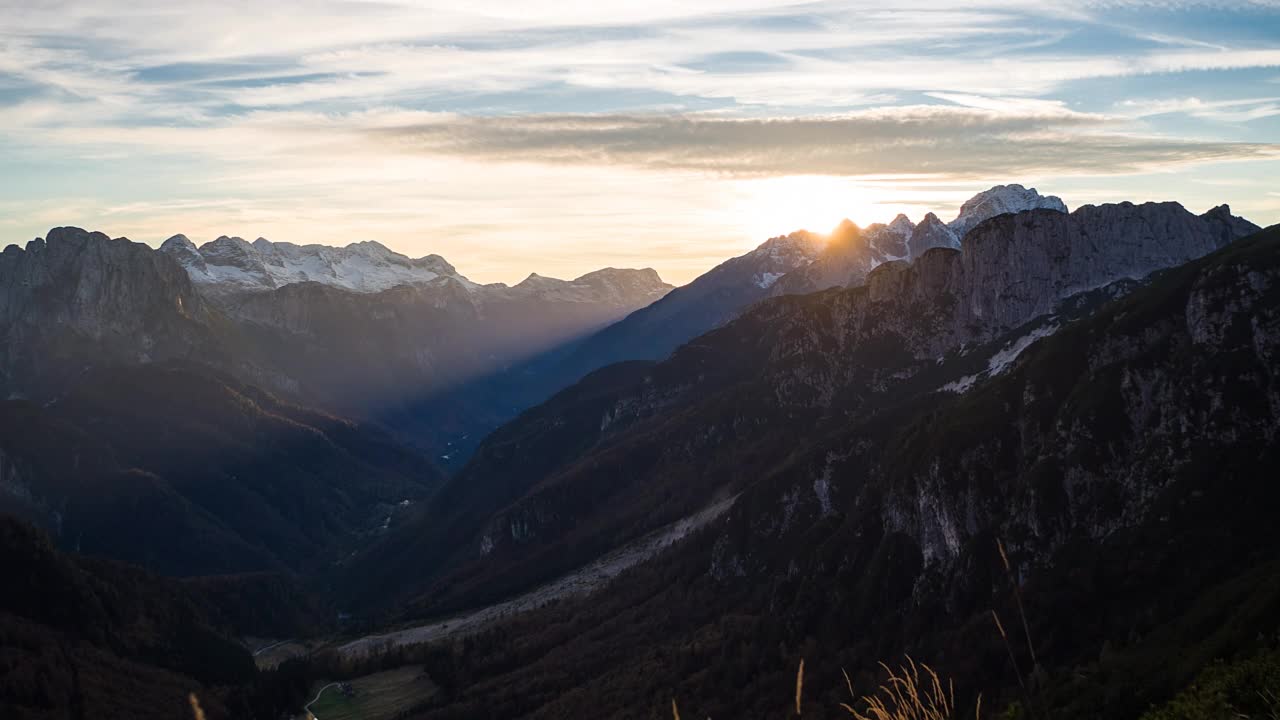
1,184 -> 1276,720
340,198 -> 1260,617
421,184 -> 1073,459
0,229 -> 671,460
406,219 -> 1280,720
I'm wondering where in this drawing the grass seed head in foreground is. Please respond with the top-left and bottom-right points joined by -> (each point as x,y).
840,657 -> 980,720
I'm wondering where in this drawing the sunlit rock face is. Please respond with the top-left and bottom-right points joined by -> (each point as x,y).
775,184 -> 1070,295
947,183 -> 1067,239
772,216 -> 915,296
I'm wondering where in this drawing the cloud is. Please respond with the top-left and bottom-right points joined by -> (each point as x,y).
374,106 -> 1278,177
1117,96 -> 1280,122
3,0 -> 1280,281
6,2 -> 1280,117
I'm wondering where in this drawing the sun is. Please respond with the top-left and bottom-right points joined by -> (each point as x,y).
732,175 -> 892,242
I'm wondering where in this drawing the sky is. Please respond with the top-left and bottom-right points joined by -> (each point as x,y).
1,1 -> 1279,285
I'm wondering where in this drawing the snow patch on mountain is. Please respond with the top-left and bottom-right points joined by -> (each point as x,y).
161,235 -> 470,295
756,272 -> 785,288
943,321 -> 1061,393
161,235 -> 672,306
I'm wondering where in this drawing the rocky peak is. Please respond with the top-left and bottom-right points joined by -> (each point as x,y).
159,234 -> 205,272
412,253 -> 458,277
504,267 -> 672,307
770,214 -> 913,297
742,231 -> 826,289
887,213 -> 915,238
573,267 -> 673,305
514,272 -> 556,289
160,233 -> 195,251
752,230 -> 825,260
864,216 -> 912,261
908,212 -> 960,259
831,219 -> 859,239
949,183 -> 1067,239
201,235 -> 263,268
1200,204 -> 1261,242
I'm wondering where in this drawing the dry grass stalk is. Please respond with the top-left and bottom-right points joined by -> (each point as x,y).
796,658 -> 806,715
997,540 -> 1038,668
992,610 -> 1028,693
839,657 -> 977,720
671,697 -> 681,720
187,693 -> 206,720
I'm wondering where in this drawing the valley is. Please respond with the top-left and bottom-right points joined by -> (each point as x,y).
2,185 -> 1277,720
337,493 -> 738,658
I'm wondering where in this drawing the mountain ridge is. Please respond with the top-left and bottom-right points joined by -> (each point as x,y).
157,232 -> 673,303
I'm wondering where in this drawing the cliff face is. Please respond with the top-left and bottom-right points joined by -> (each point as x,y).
0,228 -> 214,397
752,201 -> 1260,409
1,228 -> 209,338
957,202 -> 1254,333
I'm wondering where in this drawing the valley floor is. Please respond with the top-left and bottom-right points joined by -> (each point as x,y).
338,494 -> 738,657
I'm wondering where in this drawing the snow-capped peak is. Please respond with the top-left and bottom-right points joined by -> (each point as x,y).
159,234 -> 204,270
160,235 -> 474,295
949,184 -> 1067,239
160,233 -> 195,251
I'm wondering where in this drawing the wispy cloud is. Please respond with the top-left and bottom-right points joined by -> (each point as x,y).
375,107 -> 1276,177
2,0 -> 1279,281
1117,95 -> 1280,122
